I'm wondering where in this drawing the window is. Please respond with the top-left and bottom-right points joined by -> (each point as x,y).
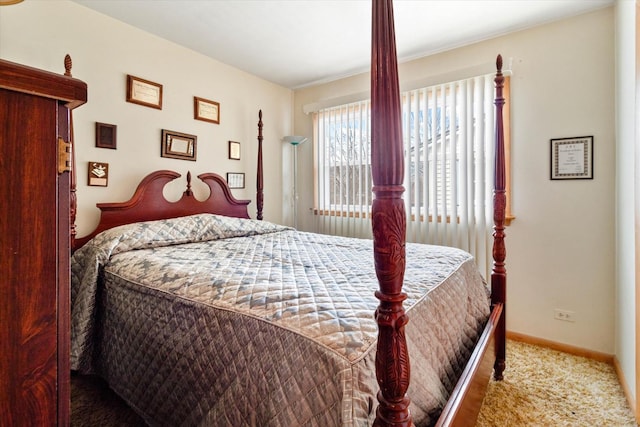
313,73 -> 511,279
315,101 -> 372,219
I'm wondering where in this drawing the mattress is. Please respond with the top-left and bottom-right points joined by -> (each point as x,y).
71,213 -> 489,426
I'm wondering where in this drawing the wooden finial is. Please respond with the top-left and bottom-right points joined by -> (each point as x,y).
256,110 -> 264,220
185,171 -> 193,196
64,54 -> 72,77
496,54 -> 503,73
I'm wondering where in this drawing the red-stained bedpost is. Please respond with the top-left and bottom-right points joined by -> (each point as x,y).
65,54 -> 78,248
256,110 -> 264,220
371,1 -> 412,426
492,54 -> 507,381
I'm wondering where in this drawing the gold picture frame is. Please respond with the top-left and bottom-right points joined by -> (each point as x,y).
194,96 -> 220,124
161,129 -> 197,161
126,74 -> 163,110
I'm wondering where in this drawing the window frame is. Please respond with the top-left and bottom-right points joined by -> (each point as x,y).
313,76 -> 514,226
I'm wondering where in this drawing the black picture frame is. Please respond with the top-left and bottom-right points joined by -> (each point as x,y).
550,136 -> 593,180
227,172 -> 245,189
228,141 -> 240,160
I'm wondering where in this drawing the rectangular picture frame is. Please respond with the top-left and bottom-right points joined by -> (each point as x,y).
550,136 -> 593,180
194,96 -> 220,124
126,74 -> 163,110
95,122 -> 117,149
88,161 -> 109,187
228,140 -> 241,160
227,172 -> 245,189
161,129 -> 197,161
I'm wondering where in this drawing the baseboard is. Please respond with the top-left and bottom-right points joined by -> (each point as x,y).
506,331 -> 613,364
612,356 -> 639,424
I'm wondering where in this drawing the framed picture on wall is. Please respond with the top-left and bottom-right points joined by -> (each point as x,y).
88,161 -> 109,187
227,172 -> 245,189
228,141 -> 240,160
194,96 -> 220,124
126,74 -> 163,109
161,129 -> 197,161
550,136 -> 593,180
95,122 -> 117,149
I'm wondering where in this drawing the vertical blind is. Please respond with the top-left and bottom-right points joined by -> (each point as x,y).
313,73 -> 499,279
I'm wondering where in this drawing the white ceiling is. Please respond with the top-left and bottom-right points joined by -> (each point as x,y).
72,0 -> 613,89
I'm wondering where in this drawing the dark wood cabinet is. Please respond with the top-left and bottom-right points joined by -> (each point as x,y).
0,58 -> 86,426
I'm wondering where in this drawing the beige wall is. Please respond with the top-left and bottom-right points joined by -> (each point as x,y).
614,0 -> 638,409
294,8 -> 617,354
0,0 -> 293,236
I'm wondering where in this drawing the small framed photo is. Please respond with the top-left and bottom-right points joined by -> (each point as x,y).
88,161 -> 109,187
550,136 -> 593,180
161,129 -> 197,161
126,74 -> 163,109
95,122 -> 117,149
228,141 -> 241,160
194,96 -> 220,124
227,172 -> 245,189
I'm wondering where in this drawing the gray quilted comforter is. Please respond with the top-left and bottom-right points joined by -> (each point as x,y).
71,214 -> 489,426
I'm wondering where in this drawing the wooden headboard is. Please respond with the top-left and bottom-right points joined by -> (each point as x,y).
72,170 -> 250,250
72,110 -> 264,251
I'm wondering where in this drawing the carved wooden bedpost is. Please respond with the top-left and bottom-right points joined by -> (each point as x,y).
65,54 -> 78,248
256,110 -> 264,220
371,1 -> 412,426
492,55 -> 507,381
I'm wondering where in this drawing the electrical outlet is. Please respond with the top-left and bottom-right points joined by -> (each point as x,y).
554,309 -> 576,322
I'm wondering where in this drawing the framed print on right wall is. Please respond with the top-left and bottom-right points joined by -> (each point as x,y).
550,136 -> 593,180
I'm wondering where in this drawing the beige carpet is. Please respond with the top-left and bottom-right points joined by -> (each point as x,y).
71,340 -> 637,426
477,340 -> 637,427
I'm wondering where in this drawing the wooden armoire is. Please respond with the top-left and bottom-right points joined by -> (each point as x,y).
0,57 -> 87,425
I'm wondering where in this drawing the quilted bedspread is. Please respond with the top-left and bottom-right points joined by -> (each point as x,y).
71,214 -> 489,427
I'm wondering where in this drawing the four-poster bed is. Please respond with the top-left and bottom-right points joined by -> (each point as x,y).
70,1 -> 506,425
